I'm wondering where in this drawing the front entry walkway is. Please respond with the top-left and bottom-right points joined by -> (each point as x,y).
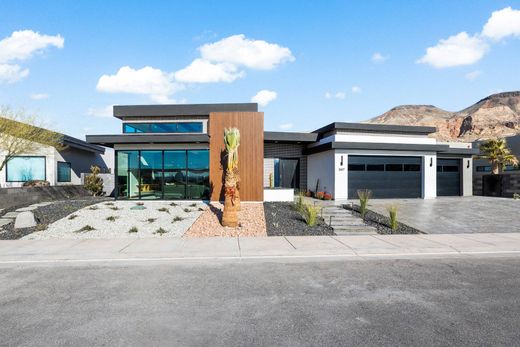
1,233 -> 520,263
366,197 -> 520,234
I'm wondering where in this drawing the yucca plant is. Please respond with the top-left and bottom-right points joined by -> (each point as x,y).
477,138 -> 519,174
357,189 -> 372,220
387,204 -> 398,232
222,127 -> 241,227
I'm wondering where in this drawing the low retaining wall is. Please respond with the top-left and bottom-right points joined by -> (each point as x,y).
473,172 -> 520,197
0,185 -> 91,210
264,188 -> 294,202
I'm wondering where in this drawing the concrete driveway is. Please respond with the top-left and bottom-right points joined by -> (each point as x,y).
367,196 -> 520,234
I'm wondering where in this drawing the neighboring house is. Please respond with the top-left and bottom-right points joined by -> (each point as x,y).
0,131 -> 113,188
86,103 -> 477,201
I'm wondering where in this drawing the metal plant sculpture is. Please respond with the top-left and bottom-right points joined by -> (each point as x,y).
222,128 -> 241,227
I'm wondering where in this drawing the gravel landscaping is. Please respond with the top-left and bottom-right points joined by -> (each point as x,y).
0,197 -> 107,240
264,202 -> 334,236
22,200 -> 206,239
343,204 -> 423,234
185,202 -> 267,237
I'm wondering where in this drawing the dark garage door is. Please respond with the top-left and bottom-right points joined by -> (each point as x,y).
348,156 -> 422,199
437,159 -> 461,196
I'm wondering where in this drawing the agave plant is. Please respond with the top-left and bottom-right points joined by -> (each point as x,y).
477,138 -> 519,174
222,128 -> 241,227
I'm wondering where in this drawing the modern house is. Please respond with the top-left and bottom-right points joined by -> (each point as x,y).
0,131 -> 112,188
86,103 -> 478,201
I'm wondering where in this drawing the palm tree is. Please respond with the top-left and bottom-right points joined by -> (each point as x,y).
222,128 -> 240,227
477,138 -> 519,174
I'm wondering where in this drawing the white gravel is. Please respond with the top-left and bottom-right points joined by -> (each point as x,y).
23,201 -> 206,239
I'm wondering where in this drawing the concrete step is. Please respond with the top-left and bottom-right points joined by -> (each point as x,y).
334,230 -> 378,235
333,227 -> 378,234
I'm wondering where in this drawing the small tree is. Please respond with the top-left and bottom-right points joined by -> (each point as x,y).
477,138 -> 519,174
222,128 -> 240,227
0,107 -> 64,172
84,165 -> 104,196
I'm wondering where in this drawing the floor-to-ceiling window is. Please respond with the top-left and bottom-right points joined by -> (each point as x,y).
116,149 -> 209,200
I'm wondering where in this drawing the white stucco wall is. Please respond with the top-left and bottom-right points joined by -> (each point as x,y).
318,132 -> 437,145
422,154 -> 437,199
307,150 -> 335,195
334,151 -> 348,200
462,157 -> 473,196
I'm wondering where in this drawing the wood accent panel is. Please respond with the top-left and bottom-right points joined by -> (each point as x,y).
209,112 -> 264,201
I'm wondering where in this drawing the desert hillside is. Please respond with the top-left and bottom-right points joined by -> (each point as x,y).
367,91 -> 520,141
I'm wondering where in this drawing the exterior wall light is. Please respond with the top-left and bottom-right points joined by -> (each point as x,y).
430,158 -> 433,167
467,160 -> 470,168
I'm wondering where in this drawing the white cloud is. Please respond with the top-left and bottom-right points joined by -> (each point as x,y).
251,89 -> 277,107
174,58 -> 244,83
96,66 -> 183,103
417,32 -> 489,68
279,123 -> 294,130
371,52 -> 388,63
325,91 -> 346,99
0,30 -> 63,83
482,7 -> 520,40
351,86 -> 362,93
87,105 -> 114,118
30,93 -> 49,100
465,70 -> 481,81
199,34 -> 295,70
0,64 -> 29,83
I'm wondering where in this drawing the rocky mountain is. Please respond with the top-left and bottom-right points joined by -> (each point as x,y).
367,91 -> 520,141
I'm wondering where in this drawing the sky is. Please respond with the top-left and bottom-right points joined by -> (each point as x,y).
0,0 -> 520,139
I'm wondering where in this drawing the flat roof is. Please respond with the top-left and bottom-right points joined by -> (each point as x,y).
313,122 -> 437,136
303,141 -> 451,155
113,103 -> 258,119
86,134 -> 209,147
264,131 -> 318,143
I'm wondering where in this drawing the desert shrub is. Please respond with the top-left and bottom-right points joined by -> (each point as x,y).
323,193 -> 332,200
157,207 -> 170,213
75,225 -> 95,233
88,205 -> 99,210
128,226 -> 138,233
387,205 -> 398,232
514,193 -> 520,200
68,214 -> 78,220
170,202 -> 178,207
295,191 -> 305,213
22,180 -> 50,187
302,203 -> 321,226
184,208 -> 191,213
357,189 -> 372,220
189,203 -> 197,207
154,227 -> 167,235
315,191 -> 325,200
172,216 -> 184,222
110,206 -> 119,211
147,218 -> 156,223
106,216 -> 117,222
84,165 -> 104,196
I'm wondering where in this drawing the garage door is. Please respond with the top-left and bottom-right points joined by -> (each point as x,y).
437,159 -> 460,196
348,156 -> 422,199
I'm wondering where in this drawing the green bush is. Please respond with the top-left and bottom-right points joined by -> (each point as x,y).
357,189 -> 372,220
302,203 -> 321,227
84,165 -> 104,196
387,204 -> 398,232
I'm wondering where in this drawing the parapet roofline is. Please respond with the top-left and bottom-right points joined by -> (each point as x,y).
313,122 -> 437,136
113,103 -> 259,119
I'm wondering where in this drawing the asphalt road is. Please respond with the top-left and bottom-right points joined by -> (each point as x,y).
1,257 -> 519,346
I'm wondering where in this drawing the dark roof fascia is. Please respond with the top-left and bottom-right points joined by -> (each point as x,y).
303,141 -> 450,155
85,134 -> 210,147
63,135 -> 105,154
312,122 -> 437,137
437,147 -> 480,156
264,131 -> 318,143
114,103 -> 258,119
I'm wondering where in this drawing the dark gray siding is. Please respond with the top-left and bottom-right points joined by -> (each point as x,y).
264,143 -> 308,190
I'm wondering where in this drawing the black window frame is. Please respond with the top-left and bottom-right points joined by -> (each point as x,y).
57,161 -> 72,183
122,122 -> 204,134
5,156 -> 47,183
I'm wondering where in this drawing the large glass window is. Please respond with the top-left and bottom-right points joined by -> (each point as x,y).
6,156 -> 46,182
123,122 -> 203,134
116,150 -> 209,200
270,158 -> 300,189
57,162 -> 71,182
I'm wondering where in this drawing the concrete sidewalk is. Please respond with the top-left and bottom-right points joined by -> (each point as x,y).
1,233 -> 520,263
